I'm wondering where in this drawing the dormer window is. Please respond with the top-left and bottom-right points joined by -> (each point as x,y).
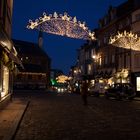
135,13 -> 140,21
110,8 -> 116,20
99,20 -> 103,28
98,40 -> 101,46
104,37 -> 108,44
119,22 -> 123,29
104,17 -> 107,25
111,11 -> 114,20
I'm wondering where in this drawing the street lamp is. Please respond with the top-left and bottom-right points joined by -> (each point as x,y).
92,55 -> 96,59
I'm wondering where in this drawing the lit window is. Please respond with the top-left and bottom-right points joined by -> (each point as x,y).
88,64 -> 91,74
2,66 -> 9,98
99,57 -> 102,66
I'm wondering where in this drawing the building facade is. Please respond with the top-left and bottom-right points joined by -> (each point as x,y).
0,0 -> 21,102
75,0 -> 140,94
13,40 -> 51,90
96,0 -> 140,92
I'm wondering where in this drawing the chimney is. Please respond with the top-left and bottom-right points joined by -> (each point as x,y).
38,30 -> 43,48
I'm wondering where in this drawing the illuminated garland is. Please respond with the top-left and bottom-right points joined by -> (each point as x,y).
27,12 -> 95,40
109,31 -> 140,51
56,75 -> 69,83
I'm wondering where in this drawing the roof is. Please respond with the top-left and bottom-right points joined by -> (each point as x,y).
18,63 -> 47,73
0,26 -> 23,67
117,0 -> 134,17
12,39 -> 51,60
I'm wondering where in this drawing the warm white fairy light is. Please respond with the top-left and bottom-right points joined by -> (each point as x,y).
56,75 -> 69,83
27,12 -> 95,40
109,31 -> 140,51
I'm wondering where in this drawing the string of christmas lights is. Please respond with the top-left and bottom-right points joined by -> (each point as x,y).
109,31 -> 140,51
27,12 -> 95,40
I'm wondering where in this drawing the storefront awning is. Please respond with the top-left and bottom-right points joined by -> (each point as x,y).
0,26 -> 23,68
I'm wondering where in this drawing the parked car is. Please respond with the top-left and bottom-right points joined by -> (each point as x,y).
105,83 -> 136,100
88,82 -> 108,97
56,84 -> 68,93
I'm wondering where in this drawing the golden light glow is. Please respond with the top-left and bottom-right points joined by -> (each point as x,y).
27,12 -> 96,40
109,31 -> 140,51
56,75 -> 69,83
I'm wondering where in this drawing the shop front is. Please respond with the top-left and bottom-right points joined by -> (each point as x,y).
132,72 -> 140,95
0,28 -> 22,103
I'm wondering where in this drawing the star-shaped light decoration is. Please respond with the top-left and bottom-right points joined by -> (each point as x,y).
109,31 -> 140,51
27,12 -> 96,40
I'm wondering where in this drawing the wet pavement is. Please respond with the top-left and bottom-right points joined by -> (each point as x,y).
1,91 -> 140,140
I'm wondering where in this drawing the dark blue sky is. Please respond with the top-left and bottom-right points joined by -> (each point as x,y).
12,0 -> 126,74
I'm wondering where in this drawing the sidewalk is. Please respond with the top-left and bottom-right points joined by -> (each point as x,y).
0,98 -> 29,140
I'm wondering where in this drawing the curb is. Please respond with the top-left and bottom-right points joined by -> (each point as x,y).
3,101 -> 30,140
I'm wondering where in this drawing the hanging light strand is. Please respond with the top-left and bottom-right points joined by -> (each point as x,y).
109,31 -> 140,51
27,12 -> 96,40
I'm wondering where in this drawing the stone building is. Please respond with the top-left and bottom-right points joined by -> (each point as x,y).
96,0 -> 140,92
0,0 -> 21,103
76,0 -> 140,94
13,39 -> 51,90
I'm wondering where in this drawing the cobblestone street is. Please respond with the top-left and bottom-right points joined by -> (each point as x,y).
13,92 -> 140,140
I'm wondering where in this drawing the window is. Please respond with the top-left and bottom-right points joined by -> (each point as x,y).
104,37 -> 108,44
104,56 -> 108,64
2,66 -> 9,98
28,75 -> 32,80
99,57 -> 102,66
126,18 -> 130,26
112,55 -> 115,63
98,40 -> 100,46
85,51 -> 89,60
134,54 -> 140,68
87,64 -> 91,75
135,13 -> 140,21
0,1 -> 2,18
104,17 -> 107,25
17,75 -> 21,80
118,22 -> 123,29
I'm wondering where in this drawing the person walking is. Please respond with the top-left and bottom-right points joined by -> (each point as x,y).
81,80 -> 88,106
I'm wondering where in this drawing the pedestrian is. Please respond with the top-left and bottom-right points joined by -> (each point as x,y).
81,80 -> 88,105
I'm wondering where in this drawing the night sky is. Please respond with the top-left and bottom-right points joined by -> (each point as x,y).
12,0 -> 127,74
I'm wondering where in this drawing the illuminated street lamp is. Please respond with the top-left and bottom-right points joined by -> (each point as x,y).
92,55 -> 96,59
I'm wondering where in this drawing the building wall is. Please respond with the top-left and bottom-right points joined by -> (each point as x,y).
13,40 -> 51,90
76,0 -> 140,90
95,0 -> 140,85
0,0 -> 14,100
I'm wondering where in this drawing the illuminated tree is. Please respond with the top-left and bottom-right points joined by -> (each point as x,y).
27,12 -> 95,40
